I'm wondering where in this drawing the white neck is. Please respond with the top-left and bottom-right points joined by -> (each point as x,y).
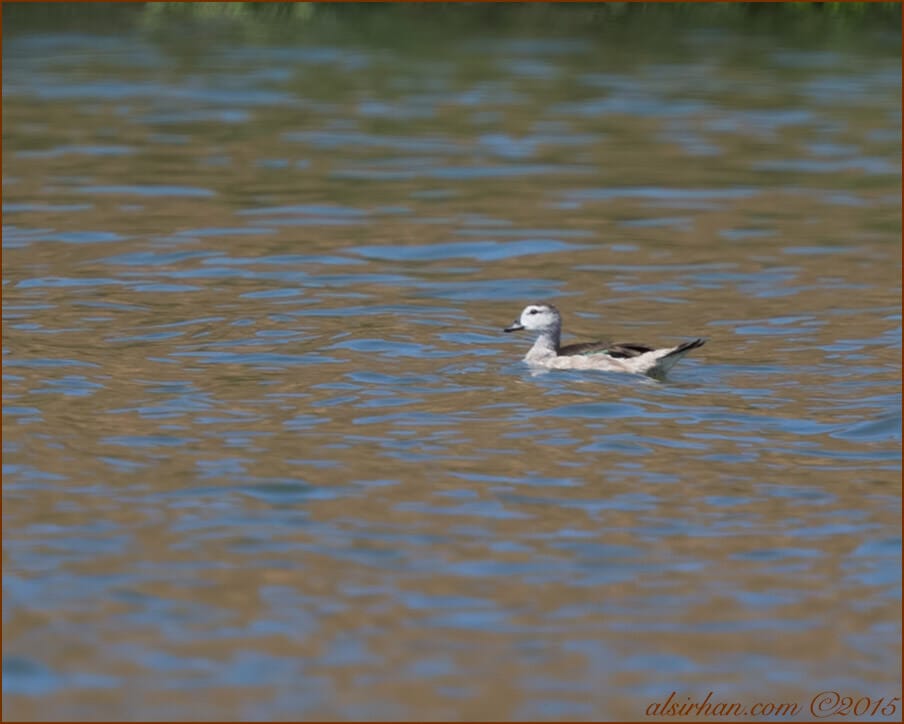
524,328 -> 560,362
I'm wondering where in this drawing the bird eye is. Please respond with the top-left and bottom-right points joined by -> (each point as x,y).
527,309 -> 539,315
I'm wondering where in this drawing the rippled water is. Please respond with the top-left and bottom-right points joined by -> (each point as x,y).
3,19 -> 901,720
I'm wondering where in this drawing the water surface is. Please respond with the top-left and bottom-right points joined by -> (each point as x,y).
3,16 -> 901,721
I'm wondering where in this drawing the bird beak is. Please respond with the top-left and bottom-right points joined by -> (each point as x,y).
503,320 -> 524,333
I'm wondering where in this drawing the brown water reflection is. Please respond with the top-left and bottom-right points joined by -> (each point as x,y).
3,15 -> 901,722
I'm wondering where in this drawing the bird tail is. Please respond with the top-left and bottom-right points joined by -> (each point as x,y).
652,338 -> 706,374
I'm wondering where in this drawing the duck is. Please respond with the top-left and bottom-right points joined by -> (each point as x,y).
503,302 -> 705,375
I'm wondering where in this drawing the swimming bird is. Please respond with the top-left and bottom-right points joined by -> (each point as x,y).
503,303 -> 705,375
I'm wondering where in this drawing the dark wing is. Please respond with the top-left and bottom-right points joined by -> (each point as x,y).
557,339 -> 612,357
558,340 -> 655,358
603,342 -> 656,359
